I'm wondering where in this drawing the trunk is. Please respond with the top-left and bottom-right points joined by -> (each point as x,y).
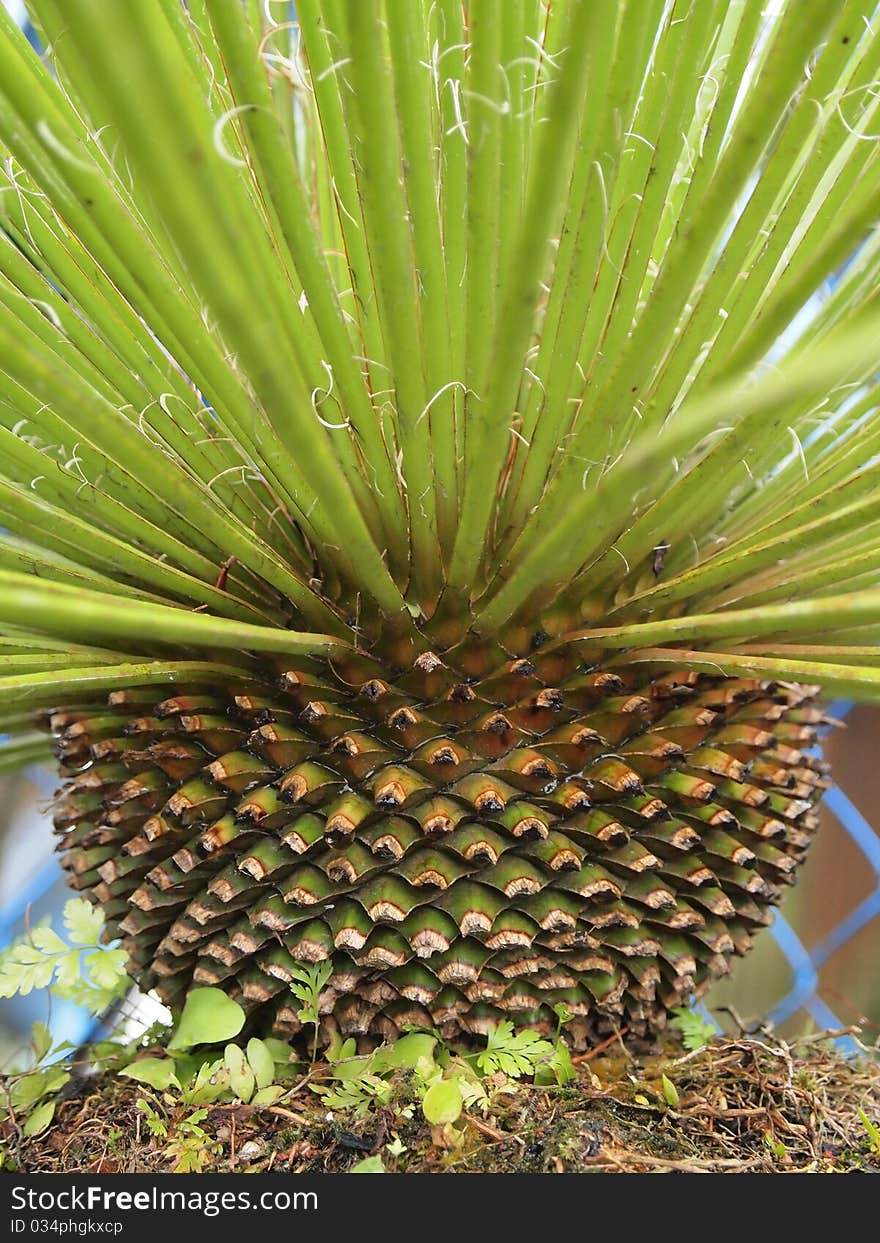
51,631 -> 828,1051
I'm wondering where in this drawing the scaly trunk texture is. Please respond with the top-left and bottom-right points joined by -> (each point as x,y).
51,631 -> 828,1051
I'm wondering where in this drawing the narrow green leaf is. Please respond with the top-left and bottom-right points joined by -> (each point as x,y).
23,1098 -> 56,1138
0,570 -> 352,655
245,1039 -> 276,1092
661,1073 -> 680,1109
224,1043 -> 256,1103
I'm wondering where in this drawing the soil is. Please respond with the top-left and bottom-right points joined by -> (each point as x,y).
4,1028 -> 880,1174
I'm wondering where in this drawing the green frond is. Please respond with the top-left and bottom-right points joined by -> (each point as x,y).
0,0 -> 879,720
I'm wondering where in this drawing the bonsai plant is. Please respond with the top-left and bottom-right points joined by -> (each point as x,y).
1,0 -> 879,1051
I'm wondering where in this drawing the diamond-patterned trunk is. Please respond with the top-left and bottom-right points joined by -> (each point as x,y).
51,637 -> 829,1051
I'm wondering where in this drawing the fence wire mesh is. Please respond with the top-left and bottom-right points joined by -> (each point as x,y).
767,703 -> 880,1039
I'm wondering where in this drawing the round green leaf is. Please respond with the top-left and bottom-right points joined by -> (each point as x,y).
382,1032 -> 438,1071
422,1078 -> 463,1125
251,1085 -> 285,1107
167,987 -> 245,1050
262,1037 -> 296,1067
350,1154 -> 385,1173
120,1058 -> 179,1091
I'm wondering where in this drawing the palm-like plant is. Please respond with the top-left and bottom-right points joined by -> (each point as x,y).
1,0 -> 879,1049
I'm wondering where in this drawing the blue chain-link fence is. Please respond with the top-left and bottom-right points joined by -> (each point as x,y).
695,701 -> 880,1051
770,705 -> 878,1023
